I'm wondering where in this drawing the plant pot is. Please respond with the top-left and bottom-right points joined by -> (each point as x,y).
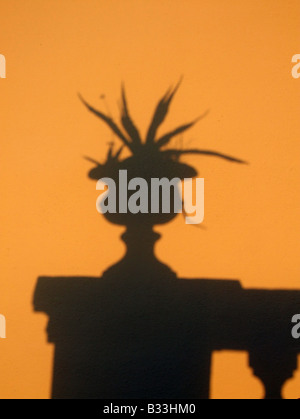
90,154 -> 198,227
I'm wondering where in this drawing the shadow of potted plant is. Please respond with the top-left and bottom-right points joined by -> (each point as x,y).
80,81 -> 246,278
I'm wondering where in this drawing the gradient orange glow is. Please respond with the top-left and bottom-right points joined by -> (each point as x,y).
0,0 -> 299,399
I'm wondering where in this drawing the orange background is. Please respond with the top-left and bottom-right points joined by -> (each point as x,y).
0,0 -> 299,399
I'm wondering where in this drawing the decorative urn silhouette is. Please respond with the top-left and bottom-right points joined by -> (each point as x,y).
80,81 -> 245,278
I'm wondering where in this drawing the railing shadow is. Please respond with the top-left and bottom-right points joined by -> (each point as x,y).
34,230 -> 300,399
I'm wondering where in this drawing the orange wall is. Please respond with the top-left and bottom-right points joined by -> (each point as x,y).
0,0 -> 299,399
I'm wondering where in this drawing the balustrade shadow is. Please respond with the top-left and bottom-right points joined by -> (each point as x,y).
34,224 -> 300,399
